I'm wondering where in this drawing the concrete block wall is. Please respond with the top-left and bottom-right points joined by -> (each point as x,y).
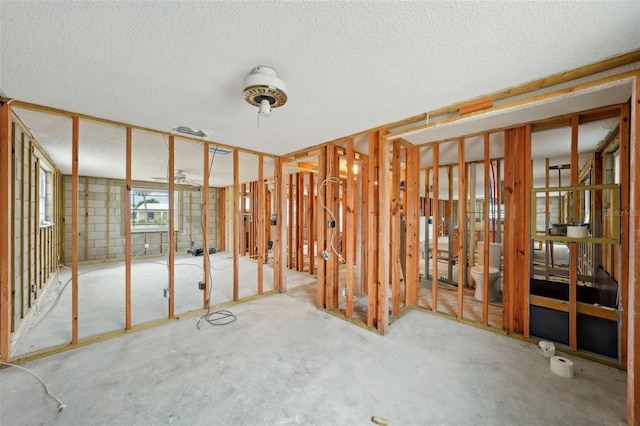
63,176 -> 220,262
535,196 -> 561,233
11,120 -> 61,336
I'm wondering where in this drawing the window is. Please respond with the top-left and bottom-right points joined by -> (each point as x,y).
131,189 -> 179,232
39,168 -> 52,226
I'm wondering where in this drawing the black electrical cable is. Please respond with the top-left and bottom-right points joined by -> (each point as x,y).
196,309 -> 237,330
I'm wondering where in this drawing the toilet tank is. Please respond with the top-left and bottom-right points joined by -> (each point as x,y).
477,242 -> 502,268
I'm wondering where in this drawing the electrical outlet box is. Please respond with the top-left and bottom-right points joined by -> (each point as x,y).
327,220 -> 336,228
198,281 -> 205,290
144,243 -> 150,249
321,250 -> 329,260
163,288 -> 171,298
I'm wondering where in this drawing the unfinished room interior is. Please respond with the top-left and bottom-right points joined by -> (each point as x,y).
1,2 -> 640,425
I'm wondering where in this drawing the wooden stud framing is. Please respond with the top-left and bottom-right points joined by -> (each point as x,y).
288,174 -> 294,269
627,74 -> 640,426
316,146 -> 327,307
569,116 -> 579,350
483,134 -> 490,326
71,116 -> 79,344
457,138 -> 466,318
431,143 -> 439,312
203,143 -> 211,308
106,180 -> 110,259
257,155 -> 264,294
34,157 -> 40,295
19,133 -> 25,320
296,173 -> 304,272
125,127 -> 132,330
0,103 -> 11,360
233,149 -> 240,301
346,138 -> 355,318
10,123 -> 15,332
545,157 -> 551,280
326,145 -> 339,310
168,136 -> 175,318
367,132 -> 379,327
273,157 -> 285,292
240,183 -> 246,257
84,177 -> 89,261
218,188 -> 226,251
377,130 -> 390,334
308,172 -> 315,275
505,130 -> 514,331
405,144 -> 420,308
620,102 -> 630,368
361,155 -> 369,296
390,141 -> 401,315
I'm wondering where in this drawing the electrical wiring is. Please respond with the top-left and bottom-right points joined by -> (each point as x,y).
0,361 -> 66,412
195,309 -> 237,330
27,249 -> 147,332
318,153 -> 345,262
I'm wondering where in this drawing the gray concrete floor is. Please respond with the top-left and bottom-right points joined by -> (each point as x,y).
11,253 -> 279,356
1,284 -> 627,425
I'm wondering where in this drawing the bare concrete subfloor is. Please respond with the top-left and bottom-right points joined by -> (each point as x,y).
1,286 -> 627,425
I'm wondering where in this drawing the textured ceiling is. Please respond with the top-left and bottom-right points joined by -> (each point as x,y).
1,2 -> 639,187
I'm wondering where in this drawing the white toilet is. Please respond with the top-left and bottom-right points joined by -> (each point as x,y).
471,242 -> 502,302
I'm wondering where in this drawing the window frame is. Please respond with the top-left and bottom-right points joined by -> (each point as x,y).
130,188 -> 180,233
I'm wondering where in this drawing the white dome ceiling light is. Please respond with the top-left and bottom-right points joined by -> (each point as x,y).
242,66 -> 288,124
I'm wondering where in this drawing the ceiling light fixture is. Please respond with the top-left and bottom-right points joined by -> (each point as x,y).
242,66 -> 287,124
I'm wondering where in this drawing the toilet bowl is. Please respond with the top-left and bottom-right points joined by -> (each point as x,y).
472,242 -> 502,302
471,265 -> 500,301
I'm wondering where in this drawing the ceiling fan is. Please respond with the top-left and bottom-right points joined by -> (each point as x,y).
150,170 -> 202,187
